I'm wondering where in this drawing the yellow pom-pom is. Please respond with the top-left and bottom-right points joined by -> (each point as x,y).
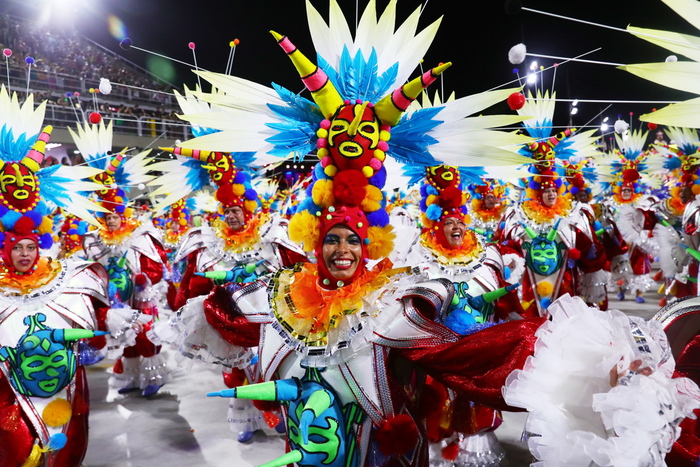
317,148 -> 329,159
367,225 -> 395,259
179,219 -> 187,226
360,185 -> 383,212
316,128 -> 328,139
70,234 -> 78,241
693,184 -> 700,195
244,200 -> 258,213
312,179 -> 335,208
536,281 -> 554,297
374,150 -> 386,162
361,166 -> 374,178
324,165 -> 338,177
123,208 -> 133,218
426,194 -> 439,206
379,130 -> 391,142
233,183 -> 246,197
289,210 -> 320,252
38,217 -> 53,234
42,398 -> 72,427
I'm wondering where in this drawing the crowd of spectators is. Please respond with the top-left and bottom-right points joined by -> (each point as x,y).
0,13 -> 169,93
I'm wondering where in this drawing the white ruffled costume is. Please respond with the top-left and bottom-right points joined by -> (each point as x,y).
503,294 -> 700,466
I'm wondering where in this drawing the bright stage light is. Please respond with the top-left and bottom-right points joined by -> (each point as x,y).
601,123 -> 608,132
526,74 -> 536,85
570,108 -> 578,115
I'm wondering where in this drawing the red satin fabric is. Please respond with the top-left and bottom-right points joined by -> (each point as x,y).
202,285 -> 261,348
667,334 -> 700,467
139,237 -> 166,285
400,317 -> 546,412
0,365 -> 90,466
278,245 -> 307,268
174,251 -> 215,310
629,247 -> 652,275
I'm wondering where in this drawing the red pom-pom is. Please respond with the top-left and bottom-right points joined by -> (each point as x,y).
441,441 -> 460,461
506,92 -> 525,110
375,414 -> 419,456
440,186 -> 463,209
112,357 -> 124,374
647,122 -> 658,131
14,216 -> 35,234
622,169 -> 639,182
568,248 -> 581,260
89,112 -> 102,124
507,92 -> 526,110
222,368 -> 246,388
134,273 -> 147,286
215,187 -> 236,206
418,378 -> 448,419
333,169 -> 368,205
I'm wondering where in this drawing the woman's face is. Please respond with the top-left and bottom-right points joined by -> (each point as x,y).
11,238 -> 38,273
322,225 -> 363,281
541,187 -> 558,207
442,217 -> 466,248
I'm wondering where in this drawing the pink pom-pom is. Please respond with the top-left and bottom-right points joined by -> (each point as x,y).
316,138 -> 327,149
188,42 -> 196,50
320,119 -> 331,130
369,158 -> 382,170
89,112 -> 102,124
380,124 -> 391,132
2,49 -> 11,57
74,92 -> 80,97
320,156 -> 331,168
377,141 -> 389,151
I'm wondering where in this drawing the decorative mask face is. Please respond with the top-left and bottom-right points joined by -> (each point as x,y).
523,236 -> 564,276
92,171 -> 117,197
426,165 -> 460,190
0,314 -> 75,397
107,256 -> 133,303
0,162 -> 39,210
206,152 -> 234,185
327,104 -> 380,171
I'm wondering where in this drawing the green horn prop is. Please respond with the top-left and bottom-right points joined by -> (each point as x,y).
546,218 -> 562,241
520,222 -> 537,240
257,450 -> 303,467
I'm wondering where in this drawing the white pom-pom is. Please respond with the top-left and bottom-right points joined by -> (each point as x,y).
175,139 -> 181,145
508,43 -> 527,65
110,183 -> 118,189
665,55 -> 678,62
138,183 -> 145,190
99,78 -> 112,95
614,119 -> 629,134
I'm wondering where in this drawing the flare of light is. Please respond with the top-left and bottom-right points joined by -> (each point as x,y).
108,15 -> 128,41
571,107 -> 578,115
601,123 -> 609,132
526,74 -> 537,85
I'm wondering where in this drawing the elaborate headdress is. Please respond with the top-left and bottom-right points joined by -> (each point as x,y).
651,127 -> 700,213
466,178 -> 509,223
596,129 -> 649,204
0,87 -> 108,275
68,120 -> 154,225
516,90 -> 600,222
562,159 -> 598,200
174,1 -> 531,278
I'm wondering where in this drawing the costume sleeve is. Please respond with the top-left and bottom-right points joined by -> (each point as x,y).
174,251 -> 214,310
139,252 -> 164,285
399,317 -> 546,411
202,285 -> 261,348
574,226 -> 607,274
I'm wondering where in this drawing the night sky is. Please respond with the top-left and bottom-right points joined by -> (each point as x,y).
2,0 -> 696,136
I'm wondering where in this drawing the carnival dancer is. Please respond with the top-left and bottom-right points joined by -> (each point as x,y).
562,159 -> 610,309
75,121 -> 169,398
171,0 -> 535,462
497,90 -> 603,317
467,178 -> 510,243
0,88 -> 112,467
395,165 -> 525,466
649,127 -> 700,305
597,129 -> 658,303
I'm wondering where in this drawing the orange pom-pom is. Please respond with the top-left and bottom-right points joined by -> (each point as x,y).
367,225 -> 395,259
311,179 -> 335,208
244,200 -> 258,213
38,216 -> 53,234
693,184 -> 700,195
42,398 -> 72,427
289,210 -> 320,252
536,281 -> 554,297
360,185 -> 383,212
232,183 -> 246,197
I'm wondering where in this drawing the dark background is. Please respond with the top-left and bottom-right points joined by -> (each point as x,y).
1,0 -> 696,137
